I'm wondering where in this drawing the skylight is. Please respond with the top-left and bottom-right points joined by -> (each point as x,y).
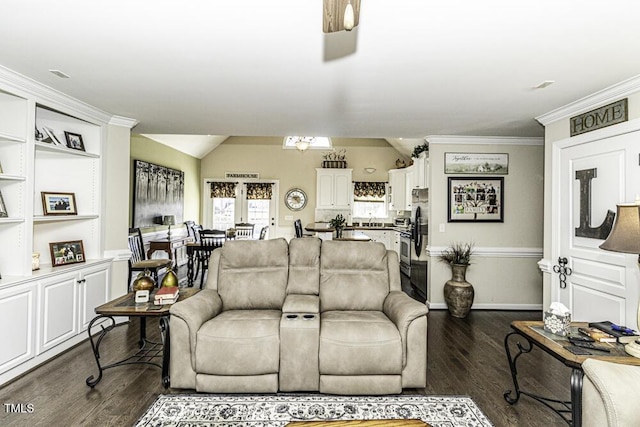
283,136 -> 333,151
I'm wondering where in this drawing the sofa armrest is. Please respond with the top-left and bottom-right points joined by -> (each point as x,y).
282,294 -> 319,314
582,358 -> 640,427
170,289 -> 222,350
383,291 -> 428,364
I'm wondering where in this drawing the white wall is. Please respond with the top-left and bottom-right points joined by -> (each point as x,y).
427,137 -> 544,309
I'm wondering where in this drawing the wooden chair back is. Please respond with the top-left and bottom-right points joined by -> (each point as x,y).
234,223 -> 255,239
259,226 -> 269,240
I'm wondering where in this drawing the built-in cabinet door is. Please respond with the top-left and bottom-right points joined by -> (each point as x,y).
78,264 -> 110,332
405,166 -> 415,210
0,284 -> 36,375
367,230 -> 390,250
38,273 -> 78,354
388,169 -> 406,211
316,168 -> 353,209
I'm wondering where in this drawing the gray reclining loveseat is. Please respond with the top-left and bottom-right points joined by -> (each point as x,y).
169,237 -> 428,394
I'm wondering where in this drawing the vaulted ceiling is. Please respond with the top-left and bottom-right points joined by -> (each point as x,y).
1,1 -> 639,157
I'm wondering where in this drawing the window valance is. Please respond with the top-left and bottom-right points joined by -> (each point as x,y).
353,181 -> 386,200
210,182 -> 237,198
246,182 -> 273,200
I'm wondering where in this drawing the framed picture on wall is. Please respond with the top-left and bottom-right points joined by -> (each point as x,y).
448,177 -> 504,222
64,131 -> 85,152
49,240 -> 85,267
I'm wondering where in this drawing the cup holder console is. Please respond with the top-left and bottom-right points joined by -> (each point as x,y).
286,314 -> 298,320
303,314 -> 315,320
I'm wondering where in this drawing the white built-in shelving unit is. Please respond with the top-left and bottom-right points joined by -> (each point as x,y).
0,74 -> 112,386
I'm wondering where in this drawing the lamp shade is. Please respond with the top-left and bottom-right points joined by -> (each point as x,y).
162,215 -> 176,226
599,203 -> 640,254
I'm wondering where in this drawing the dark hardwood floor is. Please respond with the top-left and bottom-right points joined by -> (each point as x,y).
0,291 -> 569,426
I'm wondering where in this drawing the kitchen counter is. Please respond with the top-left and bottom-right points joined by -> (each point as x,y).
305,223 -> 408,232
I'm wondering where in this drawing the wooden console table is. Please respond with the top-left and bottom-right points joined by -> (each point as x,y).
504,320 -> 640,426
147,235 -> 193,266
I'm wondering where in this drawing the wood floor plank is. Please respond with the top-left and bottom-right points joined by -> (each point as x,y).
0,309 -> 573,426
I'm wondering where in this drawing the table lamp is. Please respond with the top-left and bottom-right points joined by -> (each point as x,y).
599,202 -> 640,357
162,215 -> 176,238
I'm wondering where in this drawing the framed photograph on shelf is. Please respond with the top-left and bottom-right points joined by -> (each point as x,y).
49,240 -> 85,267
64,131 -> 85,151
42,126 -> 63,146
448,177 -> 504,222
445,152 -> 509,174
41,192 -> 78,215
0,190 -> 7,217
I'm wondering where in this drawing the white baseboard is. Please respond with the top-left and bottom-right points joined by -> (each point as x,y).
428,302 -> 543,311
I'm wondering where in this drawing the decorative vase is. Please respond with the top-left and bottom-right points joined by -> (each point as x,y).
132,270 -> 155,292
32,252 -> 40,271
335,228 -> 343,239
443,263 -> 474,318
161,266 -> 178,287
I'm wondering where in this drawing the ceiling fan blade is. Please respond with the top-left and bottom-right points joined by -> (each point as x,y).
323,0 -> 360,33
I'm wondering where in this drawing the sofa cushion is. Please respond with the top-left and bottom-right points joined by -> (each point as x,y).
218,238 -> 289,310
319,310 -> 402,375
195,310 -> 281,375
287,237 -> 321,295
320,241 -> 389,311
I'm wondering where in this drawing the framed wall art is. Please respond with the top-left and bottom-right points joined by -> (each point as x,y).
445,152 -> 509,174
41,192 -> 77,215
49,240 -> 85,267
64,131 -> 85,151
448,177 -> 504,222
132,160 -> 184,228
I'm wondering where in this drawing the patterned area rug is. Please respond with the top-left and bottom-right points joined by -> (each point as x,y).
135,394 -> 493,426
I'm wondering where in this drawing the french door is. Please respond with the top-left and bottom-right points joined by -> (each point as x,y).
208,180 -> 278,238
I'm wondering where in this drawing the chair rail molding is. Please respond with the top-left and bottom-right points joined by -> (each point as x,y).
427,246 -> 543,258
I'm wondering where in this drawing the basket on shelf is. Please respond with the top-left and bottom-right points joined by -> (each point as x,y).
322,160 -> 347,168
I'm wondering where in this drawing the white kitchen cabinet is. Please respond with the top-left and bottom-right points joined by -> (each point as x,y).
0,284 -> 37,376
366,230 -> 391,250
316,168 -> 353,209
393,230 -> 401,256
388,169 -> 406,211
405,165 -> 415,210
414,152 -> 430,189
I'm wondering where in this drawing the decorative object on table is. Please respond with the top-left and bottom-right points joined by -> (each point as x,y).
395,158 -> 406,168
322,149 -> 347,168
448,176 -> 504,222
49,240 -> 85,267
285,188 -> 307,211
439,242 -> 475,318
63,131 -> 85,151
543,302 -> 571,336
135,394 -> 493,427
598,201 -> 640,358
445,152 -> 509,174
132,160 -> 184,228
163,215 -> 176,238
42,126 -> 63,145
31,252 -> 40,271
154,286 -> 179,305
160,266 -> 178,288
132,270 -> 156,292
134,289 -> 150,304
329,213 -> 346,239
577,326 -> 617,343
41,191 -> 77,215
0,190 -> 7,217
411,142 -> 429,159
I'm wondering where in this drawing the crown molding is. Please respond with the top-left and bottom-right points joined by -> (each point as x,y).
536,74 -> 640,126
425,135 -> 543,146
109,115 -> 139,129
0,65 -> 114,125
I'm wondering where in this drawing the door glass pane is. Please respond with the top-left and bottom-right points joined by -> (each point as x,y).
247,199 -> 270,236
212,198 -> 235,231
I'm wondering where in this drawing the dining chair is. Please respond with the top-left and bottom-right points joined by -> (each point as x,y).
259,226 -> 269,240
127,228 -> 172,290
294,219 -> 313,238
195,229 -> 227,288
234,223 -> 255,239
